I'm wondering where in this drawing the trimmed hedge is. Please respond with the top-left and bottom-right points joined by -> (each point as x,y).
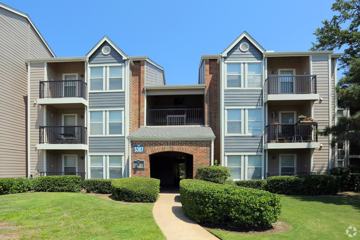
33,176 -> 82,192
180,179 -> 281,230
196,166 -> 230,184
331,167 -> 360,192
235,180 -> 267,190
265,175 -> 338,195
112,177 -> 160,202
0,178 -> 33,195
82,179 -> 112,194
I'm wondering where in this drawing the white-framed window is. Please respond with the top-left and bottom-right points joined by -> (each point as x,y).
89,65 -> 124,92
225,62 -> 263,89
279,154 -> 296,176
226,154 -> 263,180
62,73 -> 79,97
89,67 -> 104,91
62,154 -> 78,175
90,111 -> 104,135
108,66 -> 123,90
226,109 -> 242,134
278,69 -> 296,93
90,155 -> 104,179
107,110 -> 123,135
247,63 -> 262,88
226,63 -> 242,88
89,109 -> 124,136
89,154 -> 124,179
225,107 -> 263,136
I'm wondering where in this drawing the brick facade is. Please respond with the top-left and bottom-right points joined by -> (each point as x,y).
130,60 -> 145,133
131,141 -> 212,177
204,59 -> 221,163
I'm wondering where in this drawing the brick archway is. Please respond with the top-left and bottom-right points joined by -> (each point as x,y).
131,141 -> 212,177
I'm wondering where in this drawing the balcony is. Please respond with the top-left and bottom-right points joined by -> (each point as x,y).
265,75 -> 319,101
38,126 -> 87,150
147,108 -> 204,126
265,123 -> 319,149
38,80 -> 87,105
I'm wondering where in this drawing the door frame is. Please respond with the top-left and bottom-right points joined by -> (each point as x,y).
62,73 -> 79,97
61,114 -> 78,138
61,154 -> 78,175
278,68 -> 296,93
279,111 -> 297,124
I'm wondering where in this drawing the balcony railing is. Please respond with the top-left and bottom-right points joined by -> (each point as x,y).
39,80 -> 87,99
39,172 -> 85,179
265,123 -> 318,143
147,108 -> 204,126
266,75 -> 317,94
39,126 -> 87,144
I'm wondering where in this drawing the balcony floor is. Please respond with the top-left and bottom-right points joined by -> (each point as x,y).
37,97 -> 87,106
266,93 -> 319,102
265,142 -> 320,149
37,143 -> 88,150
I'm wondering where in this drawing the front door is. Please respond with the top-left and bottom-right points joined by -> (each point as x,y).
63,154 -> 78,175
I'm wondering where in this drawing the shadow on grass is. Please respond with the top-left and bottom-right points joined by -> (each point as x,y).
289,193 -> 360,211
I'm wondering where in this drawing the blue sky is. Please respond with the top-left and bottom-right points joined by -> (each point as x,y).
4,0 -> 337,84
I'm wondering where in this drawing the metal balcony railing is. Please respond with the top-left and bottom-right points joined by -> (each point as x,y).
265,123 -> 318,143
147,108 -> 204,126
266,75 -> 317,94
39,126 -> 87,144
39,80 -> 87,99
39,172 -> 86,179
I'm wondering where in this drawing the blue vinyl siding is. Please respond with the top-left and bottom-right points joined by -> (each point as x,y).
89,92 -> 125,108
89,42 -> 125,64
224,89 -> 262,107
89,137 -> 126,153
226,38 -> 262,61
224,136 -> 263,153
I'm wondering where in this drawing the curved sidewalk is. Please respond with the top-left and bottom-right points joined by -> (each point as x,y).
153,192 -> 218,240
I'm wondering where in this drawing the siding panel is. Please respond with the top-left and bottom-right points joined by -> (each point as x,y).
89,42 -> 125,64
224,136 -> 263,153
144,62 -> 164,86
226,38 -> 262,61
224,89 -> 263,107
89,92 -> 125,108
89,137 -> 126,153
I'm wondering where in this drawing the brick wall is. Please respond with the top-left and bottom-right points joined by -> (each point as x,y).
130,61 -> 145,133
131,141 -> 212,177
204,59 -> 221,163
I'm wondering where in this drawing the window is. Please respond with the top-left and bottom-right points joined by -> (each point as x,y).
63,155 -> 77,175
62,114 -> 77,138
226,63 -> 241,88
108,66 -> 123,90
90,67 -> 104,91
90,111 -> 104,135
247,63 -> 262,88
247,155 -> 262,179
227,155 -> 242,180
279,69 -> 295,93
108,155 -> 123,178
248,109 -> 262,135
226,109 -> 242,134
280,154 -> 296,176
90,156 -> 104,179
63,74 -> 78,97
108,110 -> 123,135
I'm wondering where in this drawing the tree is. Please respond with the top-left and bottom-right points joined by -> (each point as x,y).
312,0 -> 360,68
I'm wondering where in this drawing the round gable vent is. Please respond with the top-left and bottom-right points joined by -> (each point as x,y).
239,42 -> 250,52
101,45 -> 111,55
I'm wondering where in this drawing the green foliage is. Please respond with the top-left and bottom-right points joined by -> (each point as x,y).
312,0 -> 360,67
195,166 -> 230,184
234,180 -> 267,190
0,178 -> 33,195
32,176 -> 82,192
331,167 -> 360,192
82,179 -> 112,194
180,179 -> 281,230
111,177 -> 160,202
266,175 -> 339,195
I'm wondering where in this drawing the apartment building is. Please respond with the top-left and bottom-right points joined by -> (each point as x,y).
0,3 -> 54,177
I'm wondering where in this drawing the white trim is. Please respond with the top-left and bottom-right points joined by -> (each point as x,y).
224,61 -> 263,90
220,58 -> 225,165
61,113 -> 78,126
62,73 -> 79,80
86,37 -> 128,60
37,144 -> 88,150
266,93 -> 320,102
43,150 -> 47,176
89,108 -> 124,137
224,153 -> 264,180
89,64 -> 124,93
225,107 -> 263,136
106,109 -> 125,136
211,140 -> 214,165
265,142 -> 320,149
0,3 -> 55,56
37,98 -> 88,106
279,154 -> 297,176
27,63 -> 31,177
62,154 -> 78,174
125,60 -> 130,177
89,153 -> 125,179
328,55 -> 332,172
222,32 -> 265,57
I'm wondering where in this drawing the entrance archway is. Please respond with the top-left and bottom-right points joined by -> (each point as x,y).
150,151 -> 193,188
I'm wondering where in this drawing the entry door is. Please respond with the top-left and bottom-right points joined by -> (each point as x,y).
63,114 -> 77,138
63,155 -> 78,175
63,74 -> 78,97
279,69 -> 295,93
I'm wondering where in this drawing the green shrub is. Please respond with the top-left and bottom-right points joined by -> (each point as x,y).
82,179 -> 112,194
180,179 -> 281,230
330,167 -> 360,192
112,177 -> 160,202
302,175 -> 339,195
33,176 -> 82,192
0,178 -> 33,195
196,166 -> 230,184
266,176 -> 303,195
235,180 -> 267,190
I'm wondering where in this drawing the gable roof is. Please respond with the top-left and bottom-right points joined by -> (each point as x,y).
221,31 -> 265,57
86,36 -> 128,60
0,3 -> 55,57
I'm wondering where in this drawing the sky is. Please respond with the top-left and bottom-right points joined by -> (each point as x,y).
4,0 -> 338,85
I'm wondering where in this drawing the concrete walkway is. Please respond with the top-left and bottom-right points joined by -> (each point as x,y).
153,193 -> 218,240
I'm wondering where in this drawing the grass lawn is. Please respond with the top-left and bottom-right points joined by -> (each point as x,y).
0,192 -> 164,240
210,194 -> 360,240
